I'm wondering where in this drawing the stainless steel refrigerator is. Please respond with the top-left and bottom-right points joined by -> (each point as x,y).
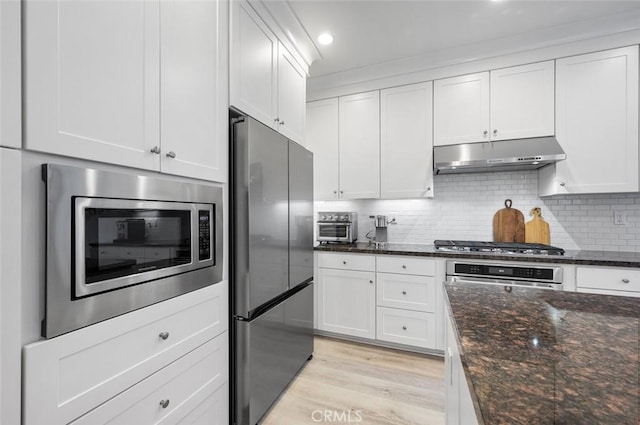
230,116 -> 314,425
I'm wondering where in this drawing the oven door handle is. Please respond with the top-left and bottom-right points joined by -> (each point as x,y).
447,276 -> 562,290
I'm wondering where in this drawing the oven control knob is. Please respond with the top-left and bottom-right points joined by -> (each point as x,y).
340,214 -> 347,221
320,214 -> 327,221
329,215 -> 335,220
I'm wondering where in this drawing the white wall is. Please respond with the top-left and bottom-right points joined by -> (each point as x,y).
316,170 -> 640,252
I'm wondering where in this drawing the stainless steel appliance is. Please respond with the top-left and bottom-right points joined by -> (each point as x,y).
434,136 -> 566,174
231,116 -> 314,425
434,240 -> 565,255
317,212 -> 358,243
43,164 -> 223,338
446,260 -> 564,290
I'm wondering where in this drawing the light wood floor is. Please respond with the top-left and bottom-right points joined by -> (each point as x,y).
261,336 -> 445,425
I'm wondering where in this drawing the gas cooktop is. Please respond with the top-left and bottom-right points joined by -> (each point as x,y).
434,240 -> 565,255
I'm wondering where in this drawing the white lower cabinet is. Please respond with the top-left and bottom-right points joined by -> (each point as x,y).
376,307 -> 435,349
576,266 -> 640,298
70,335 -> 228,425
316,252 -> 443,352
445,311 -> 478,425
23,282 -> 229,425
317,265 -> 376,339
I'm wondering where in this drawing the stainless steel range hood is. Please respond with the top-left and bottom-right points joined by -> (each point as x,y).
434,136 -> 566,174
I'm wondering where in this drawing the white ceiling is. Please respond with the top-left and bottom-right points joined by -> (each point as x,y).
287,0 -> 640,78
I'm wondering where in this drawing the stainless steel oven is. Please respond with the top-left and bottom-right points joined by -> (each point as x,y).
445,261 -> 564,290
43,164 -> 223,338
316,212 -> 357,243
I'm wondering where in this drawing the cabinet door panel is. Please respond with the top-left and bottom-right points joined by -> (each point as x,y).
317,268 -> 376,339
551,46 -> 639,194
24,0 -> 160,170
230,0 -> 277,127
381,82 -> 434,199
306,98 -> 339,200
339,91 -> 380,199
277,44 -> 306,144
160,0 -> 228,182
490,61 -> 554,141
434,72 -> 489,146
0,0 -> 21,149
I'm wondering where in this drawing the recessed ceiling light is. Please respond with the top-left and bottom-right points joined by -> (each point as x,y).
317,33 -> 334,46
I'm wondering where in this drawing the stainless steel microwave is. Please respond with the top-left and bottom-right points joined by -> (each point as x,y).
43,164 -> 223,338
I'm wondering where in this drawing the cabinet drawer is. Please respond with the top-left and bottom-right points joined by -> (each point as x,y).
376,307 -> 435,349
318,252 -> 375,271
577,267 -> 640,294
376,256 -> 434,276
71,333 -> 228,425
23,282 -> 228,425
377,273 -> 435,312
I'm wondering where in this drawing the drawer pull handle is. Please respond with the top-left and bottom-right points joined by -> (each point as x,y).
402,265 -> 406,269
402,326 -> 407,330
622,278 -> 630,284
159,399 -> 170,409
159,331 -> 170,341
402,291 -> 407,295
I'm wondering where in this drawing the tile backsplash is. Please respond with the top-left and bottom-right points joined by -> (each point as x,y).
315,170 -> 640,252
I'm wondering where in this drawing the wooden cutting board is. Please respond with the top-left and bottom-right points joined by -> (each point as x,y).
525,207 -> 550,245
493,199 -> 525,243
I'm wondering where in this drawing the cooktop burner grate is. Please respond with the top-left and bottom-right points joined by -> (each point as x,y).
434,240 -> 565,255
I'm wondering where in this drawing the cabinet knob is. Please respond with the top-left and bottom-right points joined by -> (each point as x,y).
333,190 -> 337,194
340,190 -> 344,194
622,278 -> 630,284
159,399 -> 170,409
159,331 -> 170,341
150,146 -> 161,154
493,129 -> 498,135
402,290 -> 407,295
369,280 -> 373,284
402,326 -> 407,330
274,118 -> 280,123
280,120 -> 285,126
559,182 -> 566,187
342,261 -> 347,265
166,151 -> 176,159
483,130 -> 488,137
402,265 -> 407,269
427,187 -> 431,191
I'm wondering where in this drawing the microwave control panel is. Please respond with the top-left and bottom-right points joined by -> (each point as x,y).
198,209 -> 211,261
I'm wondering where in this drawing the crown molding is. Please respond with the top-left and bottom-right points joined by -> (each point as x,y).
308,8 -> 640,100
248,0 -> 321,74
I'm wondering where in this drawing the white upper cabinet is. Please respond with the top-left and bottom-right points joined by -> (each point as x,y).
380,82 -> 434,199
24,0 -> 160,170
23,0 -> 228,182
306,98 -> 339,200
339,91 -> 380,199
276,43 -> 306,143
434,72 -> 490,146
434,61 -> 555,146
490,60 -> 555,141
230,0 -> 277,127
539,46 -> 639,195
160,0 -> 228,182
0,0 -> 21,149
230,0 -> 307,144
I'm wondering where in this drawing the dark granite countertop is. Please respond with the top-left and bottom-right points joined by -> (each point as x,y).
315,242 -> 640,268
444,282 -> 640,425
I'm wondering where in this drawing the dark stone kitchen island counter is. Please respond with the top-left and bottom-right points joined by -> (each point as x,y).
444,282 -> 640,425
315,242 -> 640,268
